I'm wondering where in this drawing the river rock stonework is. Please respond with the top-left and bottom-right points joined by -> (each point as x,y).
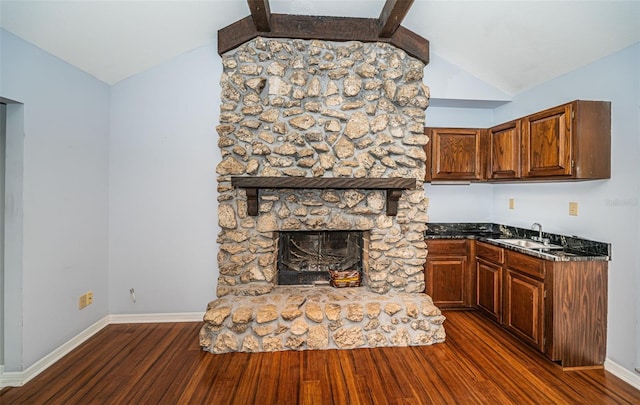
202,37 -> 442,353
215,37 -> 429,296
200,287 -> 446,353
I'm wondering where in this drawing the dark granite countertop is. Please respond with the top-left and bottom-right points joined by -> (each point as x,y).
425,223 -> 611,262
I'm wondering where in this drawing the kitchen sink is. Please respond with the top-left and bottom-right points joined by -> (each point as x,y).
488,238 -> 565,250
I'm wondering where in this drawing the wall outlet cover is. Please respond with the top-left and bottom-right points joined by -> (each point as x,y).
79,294 -> 87,310
569,202 -> 579,216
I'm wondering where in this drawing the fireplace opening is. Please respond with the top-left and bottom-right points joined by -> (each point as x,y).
277,231 -> 364,286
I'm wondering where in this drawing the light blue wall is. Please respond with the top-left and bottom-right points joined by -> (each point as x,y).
0,29 -> 110,371
108,45 -> 220,314
422,106 -> 495,223
423,182 -> 493,223
422,57 -> 502,223
491,43 -> 640,371
425,52 -> 512,105
425,106 -> 495,128
2,101 -> 25,373
1,102 -> 6,365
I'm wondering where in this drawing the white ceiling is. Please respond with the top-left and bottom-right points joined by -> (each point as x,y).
1,0 -> 639,95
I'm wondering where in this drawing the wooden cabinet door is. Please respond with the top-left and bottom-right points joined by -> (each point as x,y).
503,269 -> 545,351
522,103 -> 573,178
425,255 -> 467,308
489,120 -> 521,179
476,259 -> 501,322
427,128 -> 483,181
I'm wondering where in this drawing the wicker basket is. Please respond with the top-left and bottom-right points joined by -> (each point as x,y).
328,269 -> 362,288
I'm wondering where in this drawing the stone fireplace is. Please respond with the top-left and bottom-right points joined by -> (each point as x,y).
200,37 -> 445,353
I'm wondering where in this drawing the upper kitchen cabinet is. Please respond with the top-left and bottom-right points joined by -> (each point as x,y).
521,100 -> 611,180
488,120 -> 521,180
424,100 -> 610,183
425,127 -> 485,182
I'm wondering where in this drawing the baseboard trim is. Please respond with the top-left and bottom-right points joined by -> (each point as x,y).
0,316 -> 110,388
109,312 -> 204,323
0,312 -> 204,388
605,359 -> 640,390
0,367 -> 23,388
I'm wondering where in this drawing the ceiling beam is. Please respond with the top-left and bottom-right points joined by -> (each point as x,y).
247,0 -> 271,32
218,2 -> 428,64
378,0 -> 414,38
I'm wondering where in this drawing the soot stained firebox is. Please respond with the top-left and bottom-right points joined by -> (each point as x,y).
277,231 -> 363,286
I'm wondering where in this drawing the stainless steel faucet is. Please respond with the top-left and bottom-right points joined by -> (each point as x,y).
531,222 -> 544,243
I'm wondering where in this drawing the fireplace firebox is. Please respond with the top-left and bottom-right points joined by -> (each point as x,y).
277,231 -> 364,286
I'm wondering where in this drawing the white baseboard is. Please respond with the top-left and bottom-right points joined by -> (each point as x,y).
605,359 -> 640,390
0,366 -> 23,388
109,312 -> 203,323
0,316 -> 110,388
0,312 -> 204,388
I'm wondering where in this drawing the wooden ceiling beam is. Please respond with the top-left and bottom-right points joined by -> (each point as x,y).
389,25 -> 429,64
247,0 -> 271,32
263,14 -> 380,41
378,0 -> 414,38
218,1 -> 428,64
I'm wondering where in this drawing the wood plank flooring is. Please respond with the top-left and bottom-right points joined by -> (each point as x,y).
2,310 -> 640,404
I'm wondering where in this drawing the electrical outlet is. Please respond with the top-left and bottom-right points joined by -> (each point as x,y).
79,291 -> 94,310
508,198 -> 515,209
569,202 -> 579,216
79,294 -> 87,310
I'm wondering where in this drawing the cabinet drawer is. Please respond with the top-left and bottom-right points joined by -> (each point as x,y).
476,242 -> 504,264
506,251 -> 546,279
426,239 -> 468,255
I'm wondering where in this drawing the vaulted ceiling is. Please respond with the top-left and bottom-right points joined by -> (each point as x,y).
1,1 -> 638,95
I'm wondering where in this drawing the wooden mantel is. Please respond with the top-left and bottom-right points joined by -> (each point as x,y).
231,177 -> 417,216
219,0 -> 429,64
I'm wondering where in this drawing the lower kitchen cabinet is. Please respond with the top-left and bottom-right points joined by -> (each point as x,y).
475,242 -> 504,323
502,249 -> 608,367
424,239 -> 474,308
469,241 -> 608,367
503,266 -> 546,352
503,250 -> 550,353
427,238 -> 607,367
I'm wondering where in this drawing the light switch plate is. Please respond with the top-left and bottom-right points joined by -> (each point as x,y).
509,198 -> 515,209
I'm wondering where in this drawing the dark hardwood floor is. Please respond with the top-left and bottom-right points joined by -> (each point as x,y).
2,310 -> 640,404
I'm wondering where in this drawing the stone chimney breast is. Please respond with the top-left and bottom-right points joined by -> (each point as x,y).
215,37 -> 430,298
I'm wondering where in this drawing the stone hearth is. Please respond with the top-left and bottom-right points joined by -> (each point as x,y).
200,287 -> 445,353
201,37 -> 442,353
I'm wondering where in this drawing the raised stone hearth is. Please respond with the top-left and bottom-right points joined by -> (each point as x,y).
200,287 -> 445,353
